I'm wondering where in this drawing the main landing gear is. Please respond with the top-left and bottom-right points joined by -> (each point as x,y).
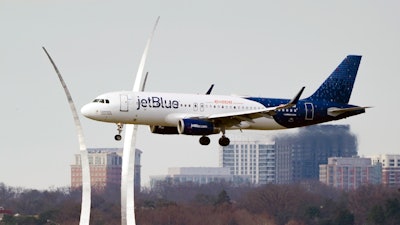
198,135 -> 230,146
115,123 -> 123,141
219,136 -> 230,146
218,126 -> 230,146
199,136 -> 211,145
199,126 -> 231,147
199,127 -> 231,147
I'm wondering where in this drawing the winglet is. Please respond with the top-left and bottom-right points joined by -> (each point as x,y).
274,86 -> 305,112
206,84 -> 214,95
288,86 -> 305,106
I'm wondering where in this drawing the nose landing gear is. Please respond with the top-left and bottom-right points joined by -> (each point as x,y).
115,123 -> 123,141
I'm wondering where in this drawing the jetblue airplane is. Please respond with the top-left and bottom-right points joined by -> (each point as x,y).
81,55 -> 369,146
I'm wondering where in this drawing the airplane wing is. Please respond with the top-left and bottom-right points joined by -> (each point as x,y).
203,87 -> 305,127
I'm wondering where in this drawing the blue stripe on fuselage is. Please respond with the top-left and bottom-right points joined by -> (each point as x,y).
245,97 -> 365,129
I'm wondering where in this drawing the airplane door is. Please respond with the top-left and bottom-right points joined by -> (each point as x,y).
120,95 -> 129,112
305,103 -> 314,120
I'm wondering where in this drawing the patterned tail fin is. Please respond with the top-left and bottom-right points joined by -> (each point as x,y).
307,55 -> 362,104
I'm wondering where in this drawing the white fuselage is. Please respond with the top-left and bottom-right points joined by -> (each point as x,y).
81,91 -> 285,130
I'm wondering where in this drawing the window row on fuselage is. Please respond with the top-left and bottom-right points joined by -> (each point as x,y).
92,97 -> 299,113
174,102 -> 266,111
177,102 -> 298,113
277,108 -> 299,113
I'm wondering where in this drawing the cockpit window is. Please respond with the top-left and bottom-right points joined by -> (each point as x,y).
92,99 -> 110,104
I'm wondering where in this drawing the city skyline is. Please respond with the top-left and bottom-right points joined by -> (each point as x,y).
1,1 -> 399,189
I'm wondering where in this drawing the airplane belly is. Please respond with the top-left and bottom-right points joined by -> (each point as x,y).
246,117 -> 286,130
134,110 -> 170,126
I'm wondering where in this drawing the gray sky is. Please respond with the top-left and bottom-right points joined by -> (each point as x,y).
1,1 -> 399,189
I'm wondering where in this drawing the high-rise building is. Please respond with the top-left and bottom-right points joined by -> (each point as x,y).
220,138 -> 275,185
371,154 -> 400,188
71,148 -> 142,192
275,125 -> 358,183
319,157 -> 381,190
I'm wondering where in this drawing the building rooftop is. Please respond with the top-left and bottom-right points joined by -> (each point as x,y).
168,167 -> 230,176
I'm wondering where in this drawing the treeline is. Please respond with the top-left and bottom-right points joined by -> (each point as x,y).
1,182 -> 400,225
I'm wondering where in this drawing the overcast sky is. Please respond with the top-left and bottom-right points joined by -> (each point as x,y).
1,1 -> 399,189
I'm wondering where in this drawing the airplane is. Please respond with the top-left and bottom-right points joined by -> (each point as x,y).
81,55 -> 369,146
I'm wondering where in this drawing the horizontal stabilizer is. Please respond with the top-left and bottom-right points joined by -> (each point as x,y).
328,106 -> 371,117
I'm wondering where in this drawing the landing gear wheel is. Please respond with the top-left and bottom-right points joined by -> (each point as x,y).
219,136 -> 230,146
115,123 -> 124,141
115,134 -> 122,141
199,136 -> 211,145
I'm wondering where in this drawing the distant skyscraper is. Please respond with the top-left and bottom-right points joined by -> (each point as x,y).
371,154 -> 400,188
71,148 -> 142,192
275,125 -> 358,183
220,138 -> 275,185
319,157 -> 381,190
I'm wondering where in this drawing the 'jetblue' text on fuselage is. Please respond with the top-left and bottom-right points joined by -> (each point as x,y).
136,96 -> 179,110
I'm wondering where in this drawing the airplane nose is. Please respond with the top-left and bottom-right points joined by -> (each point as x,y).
81,104 -> 92,118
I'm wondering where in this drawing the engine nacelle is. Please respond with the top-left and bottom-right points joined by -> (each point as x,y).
149,125 -> 179,135
177,119 -> 220,135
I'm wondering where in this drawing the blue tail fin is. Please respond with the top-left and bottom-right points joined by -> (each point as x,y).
307,55 -> 362,103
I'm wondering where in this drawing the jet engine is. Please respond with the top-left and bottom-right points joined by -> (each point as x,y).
149,125 -> 179,135
177,119 -> 220,135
